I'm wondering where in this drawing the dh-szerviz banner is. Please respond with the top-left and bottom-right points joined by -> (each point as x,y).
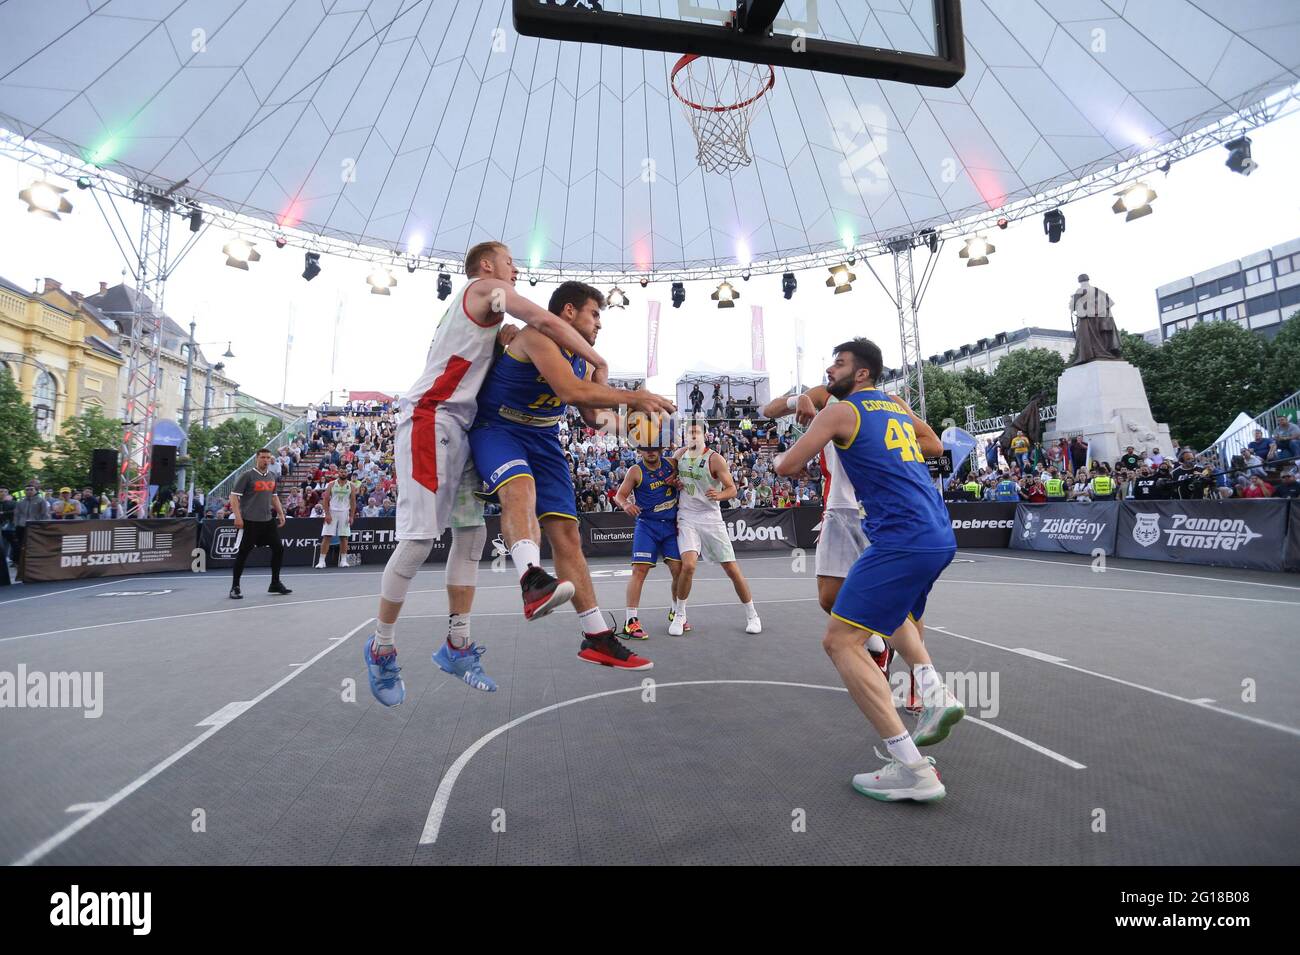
1117,500 -> 1291,572
1012,502 -> 1118,555
22,519 -> 199,582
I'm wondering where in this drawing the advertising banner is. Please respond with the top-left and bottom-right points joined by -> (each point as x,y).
1117,500 -> 1290,572
1012,502 -> 1118,555
22,519 -> 199,582
947,503 -> 1017,548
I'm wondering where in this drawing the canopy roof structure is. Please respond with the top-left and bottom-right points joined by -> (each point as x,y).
2,1 -> 1299,280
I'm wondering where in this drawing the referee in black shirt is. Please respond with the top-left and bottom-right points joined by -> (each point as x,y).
228,449 -> 292,599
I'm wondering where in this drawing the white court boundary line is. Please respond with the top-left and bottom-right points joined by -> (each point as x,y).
418,679 -> 1084,845
0,579 -> 118,604
10,619 -> 373,867
927,625 -> 1300,739
957,550 -> 1300,592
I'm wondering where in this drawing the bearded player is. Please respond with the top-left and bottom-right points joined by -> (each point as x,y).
669,417 -> 761,636
469,281 -> 676,671
363,242 -> 609,705
776,339 -> 964,802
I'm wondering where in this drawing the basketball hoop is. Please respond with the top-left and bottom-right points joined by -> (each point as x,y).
671,53 -> 775,175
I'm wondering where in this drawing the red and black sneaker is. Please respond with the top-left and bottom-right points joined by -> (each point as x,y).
520,565 -> 575,621
622,617 -> 648,640
905,670 -> 922,715
578,630 -> 653,670
870,644 -> 895,677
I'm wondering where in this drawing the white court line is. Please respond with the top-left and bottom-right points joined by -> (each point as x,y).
957,550 -> 1300,592
937,579 -> 1300,607
0,579 -> 118,604
418,679 -> 1084,845
10,618 -> 373,867
927,625 -> 1300,739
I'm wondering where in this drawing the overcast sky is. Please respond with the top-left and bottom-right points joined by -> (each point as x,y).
3,107 -> 1299,409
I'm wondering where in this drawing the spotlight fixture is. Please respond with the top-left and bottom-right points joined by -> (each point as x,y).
781,272 -> 797,300
920,228 -> 938,254
529,274 -> 538,286
670,282 -> 685,308
302,252 -> 321,281
1112,182 -> 1156,222
741,268 -> 751,281
274,234 -> 288,249
996,217 -> 1009,230
639,277 -> 649,288
19,179 -> 71,219
367,265 -> 397,295
76,176 -> 92,190
189,208 -> 202,233
1156,159 -> 1171,174
826,264 -> 856,293
959,235 -> 994,267
846,252 -> 857,266
1043,209 -> 1065,243
607,287 -> 629,308
437,271 -> 452,300
711,280 -> 738,308
1224,136 -> 1257,176
407,258 -> 418,274
222,237 -> 259,270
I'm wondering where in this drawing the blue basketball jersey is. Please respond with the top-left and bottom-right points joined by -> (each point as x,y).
632,458 -> 678,521
475,346 -> 587,433
833,388 -> 955,552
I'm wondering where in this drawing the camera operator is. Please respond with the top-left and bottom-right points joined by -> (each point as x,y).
1131,464 -> 1161,500
1169,450 -> 1204,500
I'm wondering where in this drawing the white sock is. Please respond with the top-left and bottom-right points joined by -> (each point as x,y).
744,600 -> 759,620
626,607 -> 638,624
510,539 -> 541,578
885,731 -> 923,765
578,607 -> 607,635
374,620 -> 396,647
677,599 -> 687,616
915,664 -> 943,705
865,634 -> 886,654
447,613 -> 470,649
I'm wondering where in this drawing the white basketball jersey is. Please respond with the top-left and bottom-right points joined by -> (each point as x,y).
327,480 -> 353,510
821,396 -> 859,511
398,277 -> 502,432
677,449 -> 723,518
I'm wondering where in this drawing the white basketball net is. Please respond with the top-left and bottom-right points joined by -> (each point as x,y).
672,55 -> 775,175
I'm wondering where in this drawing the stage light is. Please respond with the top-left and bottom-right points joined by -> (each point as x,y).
1224,136 -> 1257,176
20,179 -> 71,219
302,252 -> 321,281
639,277 -> 649,288
189,208 -> 202,232
741,269 -> 751,281
1112,182 -> 1155,221
1043,209 -> 1065,243
782,272 -> 797,299
76,176 -> 92,190
274,234 -> 287,249
846,252 -> 857,266
1156,159 -> 1171,174
407,258 -> 418,274
826,264 -> 856,293
920,228 -> 938,253
222,237 -> 259,270
437,271 -> 452,300
959,236 -> 994,267
711,281 -> 738,308
996,217 -> 1009,230
368,265 -> 397,295
607,287 -> 628,308
528,274 -> 538,286
671,282 -> 685,308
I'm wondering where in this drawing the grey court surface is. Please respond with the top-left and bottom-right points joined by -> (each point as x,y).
1,550 -> 1297,866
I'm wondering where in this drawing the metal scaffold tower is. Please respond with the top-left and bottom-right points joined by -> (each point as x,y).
119,186 -> 174,517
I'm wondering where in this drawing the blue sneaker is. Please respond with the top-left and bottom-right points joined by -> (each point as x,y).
433,641 -> 497,692
364,636 -> 405,706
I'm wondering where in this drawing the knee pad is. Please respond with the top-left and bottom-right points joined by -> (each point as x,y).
446,524 -> 486,588
380,538 -> 434,604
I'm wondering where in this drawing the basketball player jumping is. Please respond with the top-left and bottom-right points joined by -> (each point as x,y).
776,338 -> 964,802
363,242 -> 610,705
612,441 -> 683,639
669,418 -> 761,636
469,281 -> 676,672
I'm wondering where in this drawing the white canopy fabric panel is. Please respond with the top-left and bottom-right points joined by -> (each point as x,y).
1,0 -> 1297,274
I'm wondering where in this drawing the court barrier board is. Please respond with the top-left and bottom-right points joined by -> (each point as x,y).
21,519 -> 199,582
1116,500 -> 1291,573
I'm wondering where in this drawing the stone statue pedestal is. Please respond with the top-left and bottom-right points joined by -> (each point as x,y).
1045,360 -> 1171,465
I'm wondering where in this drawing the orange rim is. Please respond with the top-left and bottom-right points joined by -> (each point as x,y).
670,53 -> 775,113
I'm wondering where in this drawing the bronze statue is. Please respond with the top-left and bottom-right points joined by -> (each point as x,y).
1069,273 -> 1122,365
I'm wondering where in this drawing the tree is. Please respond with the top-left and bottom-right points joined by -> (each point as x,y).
1263,311 -> 1300,408
920,363 -> 990,431
984,348 -> 1066,416
1152,321 -> 1269,449
39,406 -> 123,492
185,417 -> 269,492
0,368 -> 45,489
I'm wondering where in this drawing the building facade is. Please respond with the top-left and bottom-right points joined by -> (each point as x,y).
0,275 -> 124,449
1155,237 -> 1300,341
878,326 -> 1076,395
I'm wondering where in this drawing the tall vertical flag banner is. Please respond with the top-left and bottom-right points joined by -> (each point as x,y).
794,316 -> 805,393
751,305 -> 766,371
646,301 -> 660,377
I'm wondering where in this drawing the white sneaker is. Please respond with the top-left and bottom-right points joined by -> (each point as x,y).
852,748 -> 945,802
315,558 -> 327,569
745,616 -> 762,634
668,614 -> 685,637
913,683 -> 965,747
